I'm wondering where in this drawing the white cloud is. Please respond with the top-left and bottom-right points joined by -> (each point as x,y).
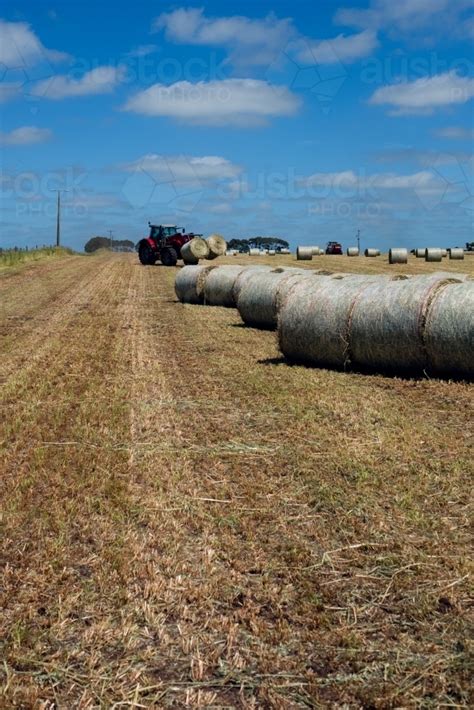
127,44 -> 159,58
368,71 -> 474,115
299,169 -> 443,192
436,126 -> 474,140
0,126 -> 52,145
296,30 -> 378,64
30,66 -> 124,99
0,19 -> 68,67
122,79 -> 300,126
335,0 -> 473,39
121,154 -> 242,182
153,8 -> 295,67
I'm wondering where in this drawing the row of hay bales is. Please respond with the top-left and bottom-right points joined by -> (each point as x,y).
175,265 -> 473,377
182,234 -> 226,264
300,246 -> 465,263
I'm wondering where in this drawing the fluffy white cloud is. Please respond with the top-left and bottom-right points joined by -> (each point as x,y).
153,8 -> 295,66
121,154 -> 242,182
296,30 -> 378,64
122,79 -> 300,126
0,126 -> 52,145
30,66 -> 124,99
369,71 -> 474,114
299,169 -> 442,191
436,126 -> 474,140
0,19 -> 68,67
335,0 -> 473,39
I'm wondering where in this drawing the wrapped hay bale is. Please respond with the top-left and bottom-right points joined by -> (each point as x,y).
232,265 -> 273,303
181,237 -> 210,265
175,265 -> 216,304
364,248 -> 380,257
425,248 -> 442,262
206,233 -> 227,260
268,249 -> 276,256
449,247 -> 464,260
249,248 -> 260,256
237,270 -> 320,330
349,273 -> 462,372
389,247 -> 408,264
415,248 -> 426,258
424,282 -> 474,377
297,246 -> 313,260
280,248 -> 290,254
347,246 -> 359,256
441,248 -> 448,257
311,246 -> 322,255
278,274 -> 385,368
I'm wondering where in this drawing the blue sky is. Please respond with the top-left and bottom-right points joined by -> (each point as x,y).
1,0 -> 473,252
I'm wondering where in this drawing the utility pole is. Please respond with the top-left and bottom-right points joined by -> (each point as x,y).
51,190 -> 68,247
356,229 -> 361,254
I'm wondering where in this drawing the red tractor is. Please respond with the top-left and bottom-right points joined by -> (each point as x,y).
325,241 -> 343,255
137,224 -> 200,266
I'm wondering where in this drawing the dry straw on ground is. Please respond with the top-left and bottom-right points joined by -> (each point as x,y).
349,274 -> 463,372
206,233 -> 227,260
174,264 -> 216,304
389,248 -> 408,264
424,281 -> 474,376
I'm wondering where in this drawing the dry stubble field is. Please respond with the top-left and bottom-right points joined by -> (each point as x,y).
1,251 -> 473,708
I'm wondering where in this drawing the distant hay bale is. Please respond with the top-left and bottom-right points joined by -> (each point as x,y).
237,270 -> 320,329
310,246 -> 322,255
249,248 -> 260,256
415,248 -> 426,258
175,265 -> 216,304
449,247 -> 464,260
280,248 -> 290,254
364,248 -> 380,257
278,274 -> 386,368
202,265 -> 250,307
347,247 -> 359,256
425,248 -> 442,262
441,248 -> 448,257
424,282 -> 474,377
297,246 -> 313,260
206,234 -> 227,260
389,247 -> 408,264
350,273 -> 462,372
268,249 -> 276,255
181,237 -> 209,264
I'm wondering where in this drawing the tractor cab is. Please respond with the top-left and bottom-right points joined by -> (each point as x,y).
149,224 -> 183,242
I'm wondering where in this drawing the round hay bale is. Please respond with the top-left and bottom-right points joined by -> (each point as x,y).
310,246 -> 322,255
174,264 -> 216,304
441,248 -> 448,257
364,248 -> 380,257
206,233 -> 227,260
415,248 -> 426,258
232,265 -> 273,303
449,247 -> 464,260
237,270 -> 320,330
425,248 -> 442,262
424,282 -> 474,376
297,246 -> 313,260
349,273 -> 462,372
389,247 -> 408,264
249,248 -> 260,256
280,248 -> 290,254
268,249 -> 276,256
181,237 -> 209,265
203,265 -> 250,307
347,247 -> 359,256
278,275 -> 385,368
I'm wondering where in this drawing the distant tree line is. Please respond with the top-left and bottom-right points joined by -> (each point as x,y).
84,236 -> 135,253
227,237 -> 289,252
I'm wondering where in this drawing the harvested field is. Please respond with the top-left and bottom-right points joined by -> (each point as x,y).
1,251 -> 473,707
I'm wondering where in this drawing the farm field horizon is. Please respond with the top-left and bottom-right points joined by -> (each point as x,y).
1,250 -> 472,706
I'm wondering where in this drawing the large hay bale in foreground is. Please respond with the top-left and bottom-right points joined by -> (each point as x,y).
232,265 -> 273,302
415,248 -> 426,258
424,282 -> 474,376
278,275 -> 386,367
347,246 -> 359,256
175,265 -> 216,304
350,274 -> 462,372
425,248 -> 442,262
449,247 -> 464,260
237,270 -> 320,329
202,265 -> 249,307
206,234 -> 227,260
389,248 -> 408,264
364,248 -> 380,257
297,246 -> 313,260
181,237 -> 209,264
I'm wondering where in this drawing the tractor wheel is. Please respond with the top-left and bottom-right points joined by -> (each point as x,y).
138,242 -> 156,265
160,247 -> 178,266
